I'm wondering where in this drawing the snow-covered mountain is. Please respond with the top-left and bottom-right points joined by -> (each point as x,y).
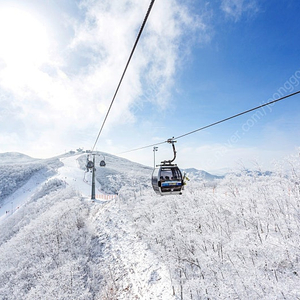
0,152 -> 38,164
183,167 -> 224,181
1,151 -> 300,299
77,152 -> 153,194
0,153 -> 62,204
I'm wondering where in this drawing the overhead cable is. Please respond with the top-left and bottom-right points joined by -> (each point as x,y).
174,90 -> 300,140
120,140 -> 167,154
91,0 -> 156,152
120,89 -> 300,154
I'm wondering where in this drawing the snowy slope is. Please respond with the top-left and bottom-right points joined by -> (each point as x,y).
0,168 -> 53,223
0,152 -> 175,299
0,155 -> 61,222
1,151 -> 300,299
54,154 -> 100,198
77,152 -> 153,194
183,167 -> 224,181
0,152 -> 38,164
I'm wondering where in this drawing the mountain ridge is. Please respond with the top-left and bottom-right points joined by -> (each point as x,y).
1,151 -> 300,299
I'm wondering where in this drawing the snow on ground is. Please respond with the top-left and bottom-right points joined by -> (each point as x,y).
55,154 -> 118,200
2,151 -> 300,299
55,154 -> 175,298
54,154 -> 95,198
0,152 -> 174,299
89,193 -> 176,299
0,168 -> 51,223
0,154 -> 112,224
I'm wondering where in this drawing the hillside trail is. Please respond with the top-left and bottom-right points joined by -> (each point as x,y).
0,153 -> 176,298
0,154 -> 105,223
0,168 -> 50,223
56,154 -> 116,203
59,156 -> 175,298
55,154 -> 97,198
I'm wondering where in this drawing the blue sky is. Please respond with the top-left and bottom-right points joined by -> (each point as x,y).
0,0 -> 299,172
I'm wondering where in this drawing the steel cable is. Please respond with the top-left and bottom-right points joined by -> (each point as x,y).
119,90 -> 300,154
91,0 -> 155,152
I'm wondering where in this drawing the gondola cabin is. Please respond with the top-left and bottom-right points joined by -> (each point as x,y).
152,165 -> 183,195
86,160 -> 94,171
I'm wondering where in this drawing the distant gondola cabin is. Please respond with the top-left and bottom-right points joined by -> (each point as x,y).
86,161 -> 94,169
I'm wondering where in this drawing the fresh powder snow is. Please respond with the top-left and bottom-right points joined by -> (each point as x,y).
1,150 -> 300,299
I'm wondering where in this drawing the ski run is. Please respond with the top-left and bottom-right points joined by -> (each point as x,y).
1,151 -> 300,299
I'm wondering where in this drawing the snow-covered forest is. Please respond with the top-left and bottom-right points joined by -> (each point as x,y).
1,151 -> 300,299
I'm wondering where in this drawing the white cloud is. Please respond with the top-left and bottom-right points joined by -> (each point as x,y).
0,7 -> 50,68
220,0 -> 259,22
0,0 -> 210,157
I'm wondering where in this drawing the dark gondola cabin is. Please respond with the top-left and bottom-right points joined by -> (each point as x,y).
86,160 -> 94,170
152,165 -> 183,195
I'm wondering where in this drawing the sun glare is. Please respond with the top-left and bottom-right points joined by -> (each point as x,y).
0,7 -> 50,68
